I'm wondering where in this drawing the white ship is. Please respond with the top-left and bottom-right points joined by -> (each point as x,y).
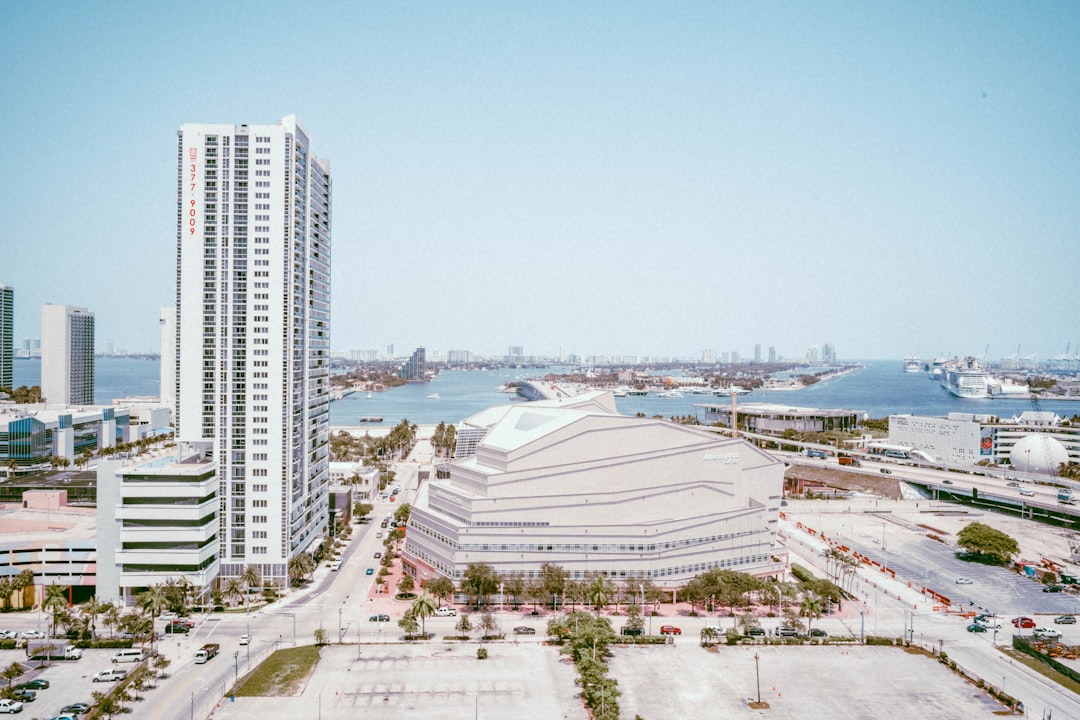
903,355 -> 922,373
942,357 -> 990,399
713,385 -> 751,396
655,389 -> 684,398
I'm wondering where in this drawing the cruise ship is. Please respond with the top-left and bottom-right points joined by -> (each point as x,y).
903,355 -> 922,373
941,357 -> 990,399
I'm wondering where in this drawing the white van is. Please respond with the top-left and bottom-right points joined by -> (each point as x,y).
111,649 -> 145,664
329,560 -> 342,572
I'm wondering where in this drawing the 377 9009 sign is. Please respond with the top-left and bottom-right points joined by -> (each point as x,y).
188,147 -> 198,235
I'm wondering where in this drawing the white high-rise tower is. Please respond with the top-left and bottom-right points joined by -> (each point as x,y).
41,303 -> 95,405
176,115 -> 331,585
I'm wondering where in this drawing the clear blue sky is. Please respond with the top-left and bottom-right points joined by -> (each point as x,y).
2,2 -> 1077,362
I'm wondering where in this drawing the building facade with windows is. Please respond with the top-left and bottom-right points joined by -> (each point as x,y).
0,283 -> 12,390
403,392 -> 786,588
176,115 -> 331,586
41,304 -> 95,405
96,448 -> 220,606
1,404 -> 128,476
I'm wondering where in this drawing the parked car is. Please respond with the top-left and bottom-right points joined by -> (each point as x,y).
0,699 -> 24,714
1033,627 -> 1062,640
365,568 -> 374,575
18,679 -> 49,690
1012,617 -> 1036,629
160,611 -> 179,622
515,626 -> 538,635
776,627 -> 800,637
60,703 -> 91,715
369,614 -> 390,622
1054,615 -> 1077,625
659,625 -> 682,635
20,630 -> 46,640
979,618 -> 1002,629
165,623 -> 189,634
746,627 -> 766,637
434,606 -> 456,617
810,628 -> 828,637
239,634 -> 251,645
374,552 -> 382,559
10,688 -> 35,702
955,577 -> 973,585
329,560 -> 342,572
1043,584 -> 1065,593
0,630 -> 15,639
966,623 -> 987,633
92,668 -> 127,683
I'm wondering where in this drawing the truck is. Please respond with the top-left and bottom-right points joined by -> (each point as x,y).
806,449 -> 828,459
838,456 -> 861,467
194,643 -> 220,664
1059,488 -> 1076,504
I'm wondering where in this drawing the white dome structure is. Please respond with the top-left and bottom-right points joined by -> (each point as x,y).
1011,434 -> 1071,475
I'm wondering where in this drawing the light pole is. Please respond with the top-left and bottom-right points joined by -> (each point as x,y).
859,610 -> 864,643
753,652 -> 761,704
233,650 -> 238,684
338,607 -> 343,643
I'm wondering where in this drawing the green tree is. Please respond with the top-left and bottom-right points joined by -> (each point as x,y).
587,575 -> 610,616
956,522 -> 1020,565
540,562 -> 568,609
480,611 -> 501,638
455,614 -> 473,635
313,627 -> 328,645
398,575 -> 416,594
411,593 -> 438,635
800,592 -> 824,635
425,576 -> 455,608
223,577 -> 245,608
43,584 -> 69,639
1,662 -> 22,688
241,565 -> 262,611
462,563 -> 497,608
398,610 -> 419,636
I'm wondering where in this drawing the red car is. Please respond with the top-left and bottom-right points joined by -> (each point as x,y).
1012,617 -> 1036,628
659,625 -> 682,635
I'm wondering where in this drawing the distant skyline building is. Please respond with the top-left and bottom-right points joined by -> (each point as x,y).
768,346 -> 776,364
0,283 -> 12,390
41,303 -> 95,405
176,115 -> 332,584
822,343 -> 836,364
398,346 -> 426,381
702,348 -> 716,364
754,344 -> 762,363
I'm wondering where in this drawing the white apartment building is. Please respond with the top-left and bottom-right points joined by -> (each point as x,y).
96,449 -> 219,606
159,306 -> 176,416
41,304 -> 95,405
176,115 -> 331,586
0,283 -> 12,390
404,392 -> 786,587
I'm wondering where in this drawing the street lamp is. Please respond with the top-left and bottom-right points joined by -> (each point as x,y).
233,650 -> 239,683
753,652 -> 761,704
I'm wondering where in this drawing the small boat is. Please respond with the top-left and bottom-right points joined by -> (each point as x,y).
367,392 -> 373,399
627,389 -> 648,396
655,390 -> 683,399
426,393 -> 440,400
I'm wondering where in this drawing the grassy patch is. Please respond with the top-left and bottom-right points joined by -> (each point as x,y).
998,647 -> 1080,695
233,645 -> 322,697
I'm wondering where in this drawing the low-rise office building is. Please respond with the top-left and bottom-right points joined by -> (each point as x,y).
1,404 -> 131,478
96,446 -> 219,606
403,391 -> 786,588
696,401 -> 865,435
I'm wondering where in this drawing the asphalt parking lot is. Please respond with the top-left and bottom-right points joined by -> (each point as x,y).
611,642 -> 1009,719
0,646 -> 139,718
211,642 -> 586,720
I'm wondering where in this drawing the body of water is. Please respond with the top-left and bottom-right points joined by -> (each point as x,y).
12,357 -> 1078,424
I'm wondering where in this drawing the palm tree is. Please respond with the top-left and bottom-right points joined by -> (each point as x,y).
11,569 -> 34,609
138,585 -> 169,618
81,596 -> 105,640
43,584 -> 69,639
241,565 -> 262,612
0,577 -> 12,611
587,576 -> 610,617
222,578 -> 245,609
800,592 -> 824,635
102,603 -> 120,638
411,593 -> 438,636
